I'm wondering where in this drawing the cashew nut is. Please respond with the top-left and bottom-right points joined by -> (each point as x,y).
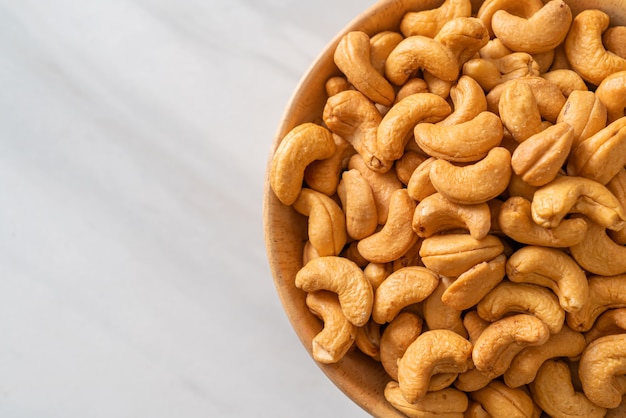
506,246 -> 588,313
406,156 -> 437,202
423,277 -> 468,338
579,334 -> 626,408
270,123 -> 337,205
434,17 -> 489,66
369,30 -> 404,76
566,274 -> 626,332
396,151 -> 428,186
470,377 -> 541,418
392,238 -> 424,272
419,234 -> 504,278
584,308 -> 626,345
295,256 -> 373,327
530,359 -> 607,418
429,147 -> 511,205
497,79 -> 542,143
556,90 -> 608,148
363,262 -> 393,291
607,168 -> 626,244
476,0 -> 543,37
336,169 -> 378,241
596,71 -> 626,123
399,0 -> 472,38
380,312 -> 423,381
394,77 -> 429,103
372,266 -> 439,324
438,75 -> 487,126
540,69 -> 588,97
412,192 -> 491,239
340,241 -> 368,268
569,216 -> 626,276
397,329 -> 473,403
305,290 -> 357,364
565,9 -> 626,86
354,319 -> 381,360
491,0 -> 572,54
477,281 -> 565,334
357,189 -> 417,263
334,31 -> 395,106
384,381 -> 469,418
325,76 -> 351,97
603,25 -> 626,59
304,133 -> 355,197
293,188 -> 347,257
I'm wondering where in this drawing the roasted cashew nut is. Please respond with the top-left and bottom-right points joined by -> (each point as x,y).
540,69 -> 588,97
354,319 -> 381,360
369,31 -> 404,76
337,169 -> 378,240
372,266 -> 439,324
498,79 -> 542,143
469,378 -> 541,418
379,312 -> 423,381
395,151 -> 428,186
530,359 -> 607,418
399,0 -> 472,38
384,382 -> 469,418
397,329 -> 473,403
506,245 -> 588,313
270,123 -> 336,205
603,25 -> 626,59
423,277 -> 468,338
579,334 -> 626,409
305,291 -> 356,364
406,156 -> 437,202
569,217 -> 626,276
434,17 -> 489,67
304,133 -> 355,197
476,0 -> 543,37
295,256 -> 373,327
566,274 -> 626,332
596,71 -> 626,123
584,308 -> 626,345
438,75 -> 487,126
556,89 -> 608,148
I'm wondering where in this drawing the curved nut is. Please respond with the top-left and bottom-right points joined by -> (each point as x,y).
393,239 -> 424,272
579,334 -> 626,408
498,79 -> 542,143
556,90 -> 608,148
293,188 -> 347,257
429,147 -> 511,205
434,17 -> 489,66
504,325 -> 586,388
566,274 -> 626,332
302,241 -> 320,266
337,169 -> 378,241
422,70 -> 453,99
471,380 -> 540,418
363,262 -> 393,291
541,69 -> 588,97
325,76 -> 351,97
372,266 -> 439,324
304,134 -> 355,197
530,359 -> 607,418
399,0 -> 472,38
295,256 -> 373,327
397,329 -> 473,403
354,319 -> 381,360
384,382 -> 469,418
596,71 -> 626,123
476,0 -> 543,37
376,93 -> 451,161
565,9 -> 626,86
412,192 -> 491,239
491,0 -> 572,54
533,48 -> 556,73
479,38 -> 512,59
406,156 -> 437,202
531,175 -> 626,230
395,77 -> 429,103
305,291 -> 356,364
385,36 -> 459,85
395,151 -> 428,186
441,254 -> 506,311
472,314 -> 551,379
567,117 -> 626,185
419,234 -> 504,277
603,26 -> 626,59
438,75 -> 487,126
380,312 -> 423,381
511,122 -> 574,187
477,281 -> 565,334
423,277 -> 468,338
506,246 -> 588,313
270,123 -> 336,205
369,31 -> 404,76
461,58 -> 503,91
334,31 -> 395,106
585,308 -> 626,345
608,168 -> 626,244
340,240 -> 368,268
415,112 -> 504,163
499,196 -> 588,247
357,189 -> 417,263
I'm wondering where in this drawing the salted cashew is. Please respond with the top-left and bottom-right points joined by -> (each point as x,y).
603,26 -> 626,59
478,281 -> 565,334
476,0 -> 543,37
419,234 -> 503,278
531,175 -> 626,230
369,31 -> 404,76
565,9 -> 626,86
358,189 -> 417,263
354,319 -> 381,360
293,189 -> 347,257
491,0 -> 572,54
584,308 -> 626,345
567,117 -> 626,185
399,0 -> 472,38
472,314 -> 550,379
506,246 -> 588,313
372,266 -> 439,324
304,133 -> 354,196
384,382 -> 469,418
305,291 -> 356,364
438,75 -> 487,126
504,325 -> 586,388
376,93 -> 451,161
441,254 -> 506,311
384,36 -> 459,86
270,123 -> 336,205
394,78 -> 429,103
325,76 -> 351,97
435,17 -> 489,66
566,274 -> 626,332
348,154 -> 403,224
397,329 -> 473,403
579,334 -> 626,408
541,69 -> 588,97
429,147 -> 511,205
379,312 -> 422,381
470,378 -> 541,418
295,256 -> 373,327
596,71 -> 626,123
530,359 -> 607,418
336,169 -> 378,241
407,156 -> 437,202
412,193 -> 491,240
396,151 -> 428,186
423,277 -> 468,338
556,90 -> 608,148
498,79 -> 542,143
334,31 -> 395,106
510,122 -> 574,187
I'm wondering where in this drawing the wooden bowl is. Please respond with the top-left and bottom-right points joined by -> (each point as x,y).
263,0 -> 626,416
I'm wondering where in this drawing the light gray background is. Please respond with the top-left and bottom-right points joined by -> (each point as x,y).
0,0 -> 377,417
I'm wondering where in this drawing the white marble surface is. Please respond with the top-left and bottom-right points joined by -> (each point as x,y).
0,0 -> 377,416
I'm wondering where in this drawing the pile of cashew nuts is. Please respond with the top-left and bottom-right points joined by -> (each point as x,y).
269,0 -> 626,416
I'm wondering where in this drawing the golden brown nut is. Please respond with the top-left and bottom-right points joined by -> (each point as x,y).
584,308 -> 626,345
566,274 -> 626,332
336,169 -> 378,241
556,90 -> 608,148
579,334 -> 626,409
569,217 -> 626,276
423,277 -> 468,338
354,319 -> 381,360
476,0 -> 543,37
407,156 -> 437,202
498,79 -> 542,143
399,0 -> 472,38
469,377 -> 540,417
369,31 -> 404,75
603,25 -> 626,59
304,133 -> 355,196
380,312 -> 423,381
384,381 -> 469,418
